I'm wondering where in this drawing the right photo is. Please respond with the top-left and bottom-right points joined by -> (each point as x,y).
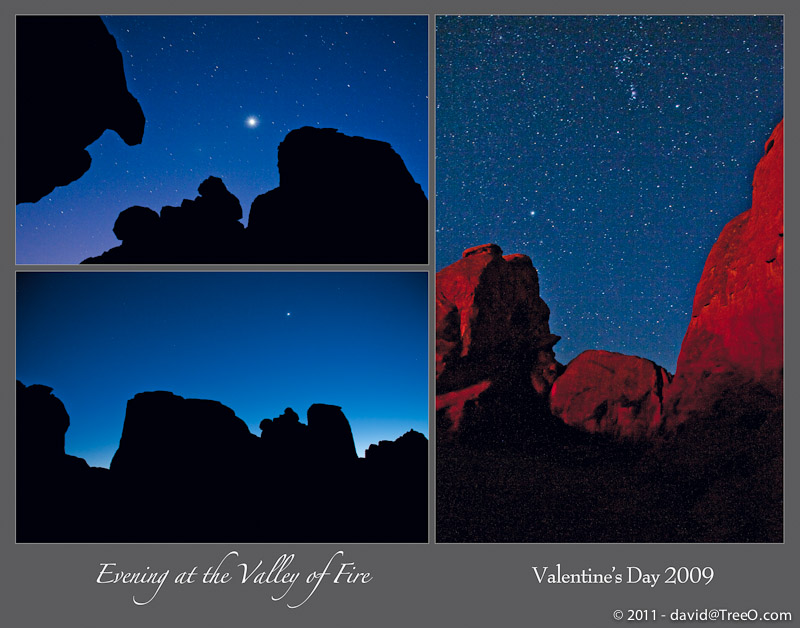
435,15 -> 783,543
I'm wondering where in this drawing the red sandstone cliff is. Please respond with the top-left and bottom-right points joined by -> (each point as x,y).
662,120 -> 783,428
435,243 -> 560,435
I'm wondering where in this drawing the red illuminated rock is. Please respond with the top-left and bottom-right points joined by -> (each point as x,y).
436,122 -> 783,543
436,244 -> 560,434
435,380 -> 492,433
663,119 -> 784,428
549,350 -> 672,439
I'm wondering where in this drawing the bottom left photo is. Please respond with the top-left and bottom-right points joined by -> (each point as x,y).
16,271 -> 429,543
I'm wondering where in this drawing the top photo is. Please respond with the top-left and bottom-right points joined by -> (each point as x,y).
16,15 -> 429,265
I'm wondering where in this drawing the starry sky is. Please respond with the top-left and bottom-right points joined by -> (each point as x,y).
16,15 -> 428,264
436,15 -> 783,372
16,272 -> 429,468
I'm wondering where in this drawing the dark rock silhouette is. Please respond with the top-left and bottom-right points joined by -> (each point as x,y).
108,391 -> 263,542
83,176 -> 247,263
113,205 -> 161,244
16,383 -> 427,543
247,127 -> 428,263
260,407 -> 313,451
82,127 -> 428,264
362,429 -> 428,541
16,16 -> 145,204
307,403 -> 358,465
365,428 -> 428,466
437,121 -> 783,542
259,407 -> 311,474
16,381 -> 111,542
17,381 -> 70,460
110,391 -> 258,479
550,350 -> 672,439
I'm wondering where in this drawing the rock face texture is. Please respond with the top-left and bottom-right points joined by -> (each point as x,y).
17,16 -> 145,204
663,120 -> 784,430
547,123 -> 783,442
550,350 -> 672,439
645,120 -> 785,543
82,127 -> 428,264
436,244 -> 560,439
17,383 -> 427,543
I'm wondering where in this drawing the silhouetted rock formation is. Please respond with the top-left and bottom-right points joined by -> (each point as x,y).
110,391 -> 259,478
83,176 -> 246,263
436,243 -> 560,441
260,407 -> 307,460
365,428 -> 428,465
16,381 -> 111,542
16,16 -> 145,204
362,429 -> 428,541
82,127 -> 428,264
107,391 -> 262,542
16,383 -> 427,543
17,381 -> 70,461
307,403 -> 359,465
550,350 -> 672,439
437,121 -> 783,543
247,127 -> 428,263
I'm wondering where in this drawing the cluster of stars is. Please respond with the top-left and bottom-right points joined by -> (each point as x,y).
436,15 -> 782,371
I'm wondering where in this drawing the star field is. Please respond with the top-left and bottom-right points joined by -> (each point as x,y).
16,15 -> 428,264
436,15 -> 783,371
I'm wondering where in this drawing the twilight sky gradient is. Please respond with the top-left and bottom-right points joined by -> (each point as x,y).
16,272 -> 428,468
16,15 -> 428,264
436,15 -> 783,372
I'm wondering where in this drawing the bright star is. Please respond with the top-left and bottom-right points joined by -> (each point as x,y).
246,116 -> 259,128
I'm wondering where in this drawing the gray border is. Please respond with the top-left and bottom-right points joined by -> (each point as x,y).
6,2 -> 796,627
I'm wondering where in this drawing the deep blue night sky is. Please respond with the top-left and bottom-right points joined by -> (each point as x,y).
16,272 -> 428,468
16,15 -> 428,264
436,15 -> 783,372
